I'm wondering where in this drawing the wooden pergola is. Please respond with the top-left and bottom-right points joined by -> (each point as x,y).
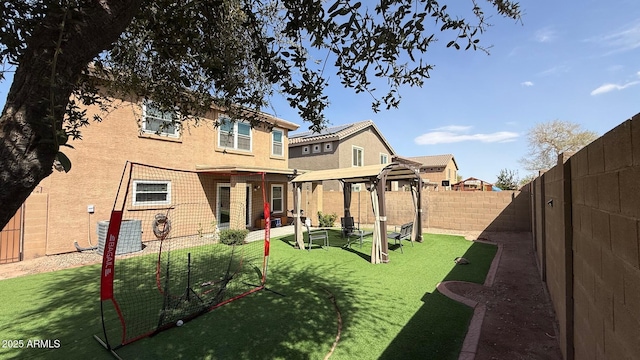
290,161 -> 423,263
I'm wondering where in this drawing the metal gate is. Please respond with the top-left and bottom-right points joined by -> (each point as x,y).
0,206 -> 23,264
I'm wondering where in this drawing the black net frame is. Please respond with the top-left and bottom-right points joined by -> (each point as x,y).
94,162 -> 272,351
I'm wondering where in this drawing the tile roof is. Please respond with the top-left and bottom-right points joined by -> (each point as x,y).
407,154 -> 458,169
289,120 -> 372,143
288,120 -> 396,154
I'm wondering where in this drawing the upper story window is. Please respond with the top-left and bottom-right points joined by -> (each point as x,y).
133,180 -> 171,206
142,100 -> 179,138
352,146 -> 364,167
272,129 -> 284,156
218,117 -> 252,152
380,153 -> 389,164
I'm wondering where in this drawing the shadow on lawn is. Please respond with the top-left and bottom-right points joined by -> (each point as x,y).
114,257 -> 378,360
1,264 -> 106,360
3,243 -> 380,359
279,230 -> 373,262
378,241 -> 497,360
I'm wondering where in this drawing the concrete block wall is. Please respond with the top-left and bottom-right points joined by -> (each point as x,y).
320,188 -> 531,232
540,157 -> 573,359
571,118 -> 640,360
427,190 -> 530,232
532,113 -> 640,360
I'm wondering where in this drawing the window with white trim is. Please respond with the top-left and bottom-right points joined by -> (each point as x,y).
271,184 -> 283,213
380,153 -> 389,164
272,129 -> 284,156
142,100 -> 179,137
218,117 -> 252,151
133,180 -> 171,206
352,146 -> 364,167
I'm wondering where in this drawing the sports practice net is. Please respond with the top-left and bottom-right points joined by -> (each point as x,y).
95,162 -> 272,351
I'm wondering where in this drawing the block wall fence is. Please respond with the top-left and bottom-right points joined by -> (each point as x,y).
531,113 -> 640,360
320,187 -> 531,233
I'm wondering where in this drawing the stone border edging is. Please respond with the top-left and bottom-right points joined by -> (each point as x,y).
436,239 -> 503,360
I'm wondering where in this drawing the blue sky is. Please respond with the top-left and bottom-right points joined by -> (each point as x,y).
2,1 -> 639,183
269,0 -> 640,182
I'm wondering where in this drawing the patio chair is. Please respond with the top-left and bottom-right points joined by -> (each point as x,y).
387,222 -> 414,253
341,217 -> 359,238
305,220 -> 329,251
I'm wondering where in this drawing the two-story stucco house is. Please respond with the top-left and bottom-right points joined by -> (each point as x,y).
406,154 -> 459,190
288,120 -> 396,192
15,94 -> 299,259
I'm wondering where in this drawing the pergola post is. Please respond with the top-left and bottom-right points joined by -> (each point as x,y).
377,176 -> 389,263
416,176 -> 423,242
342,180 -> 352,219
293,183 -> 305,249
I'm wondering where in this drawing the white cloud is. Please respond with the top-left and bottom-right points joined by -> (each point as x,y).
521,81 -> 534,87
535,27 -> 557,43
414,126 -> 519,145
607,64 -> 624,72
590,81 -> 640,96
538,65 -> 571,77
431,125 -> 473,132
586,21 -> 640,55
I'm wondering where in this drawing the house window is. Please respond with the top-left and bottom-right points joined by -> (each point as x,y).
271,184 -> 283,213
133,180 -> 171,206
302,146 -> 310,154
272,129 -> 284,156
380,153 -> 389,164
218,117 -> 252,151
142,100 -> 179,137
352,146 -> 364,167
324,142 -> 333,152
312,144 -> 321,153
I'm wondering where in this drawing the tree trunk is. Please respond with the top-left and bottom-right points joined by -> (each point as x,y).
0,0 -> 143,229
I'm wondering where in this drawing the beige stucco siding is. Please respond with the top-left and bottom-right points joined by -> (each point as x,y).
337,128 -> 393,168
289,140 -> 339,172
419,159 -> 458,185
26,95 -> 293,255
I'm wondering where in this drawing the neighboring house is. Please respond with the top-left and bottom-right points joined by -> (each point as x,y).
452,177 -> 494,191
406,154 -> 459,190
288,120 -> 396,192
14,95 -> 299,259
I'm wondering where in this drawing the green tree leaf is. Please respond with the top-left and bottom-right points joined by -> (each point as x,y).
55,152 -> 72,173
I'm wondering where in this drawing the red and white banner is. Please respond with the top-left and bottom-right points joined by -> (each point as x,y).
100,210 -> 123,301
263,202 -> 270,256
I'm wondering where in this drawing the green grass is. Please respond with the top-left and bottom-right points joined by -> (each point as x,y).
0,231 -> 496,360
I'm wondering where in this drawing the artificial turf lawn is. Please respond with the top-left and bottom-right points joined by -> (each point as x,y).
0,232 -> 496,360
